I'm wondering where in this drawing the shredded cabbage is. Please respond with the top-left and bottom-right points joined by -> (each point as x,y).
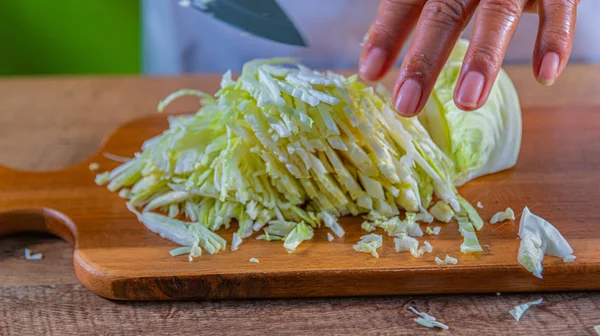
283,222 -> 314,253
327,232 -> 334,242
231,232 -> 242,251
353,234 -> 383,258
509,298 -> 543,321
490,207 -> 515,224
476,201 -> 483,209
408,307 -> 449,330
97,51 -> 518,257
169,246 -> 192,256
429,201 -> 453,223
394,234 -> 431,258
24,248 -> 43,261
435,254 -> 458,265
249,257 -> 260,263
518,207 -> 574,278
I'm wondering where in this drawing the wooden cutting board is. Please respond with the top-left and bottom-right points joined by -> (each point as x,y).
1,106 -> 599,301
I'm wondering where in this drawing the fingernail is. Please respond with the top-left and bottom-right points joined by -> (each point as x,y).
394,79 -> 422,116
457,72 -> 485,109
360,48 -> 386,81
538,52 -> 560,86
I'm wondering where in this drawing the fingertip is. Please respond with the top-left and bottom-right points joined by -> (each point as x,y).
455,71 -> 485,110
536,52 -> 560,86
393,78 -> 423,117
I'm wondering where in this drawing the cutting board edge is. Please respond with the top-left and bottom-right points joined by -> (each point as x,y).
72,251 -> 600,300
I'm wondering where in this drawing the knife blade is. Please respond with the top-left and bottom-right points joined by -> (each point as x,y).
187,0 -> 307,47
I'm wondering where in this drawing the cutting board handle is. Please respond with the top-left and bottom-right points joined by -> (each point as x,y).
0,165 -> 78,244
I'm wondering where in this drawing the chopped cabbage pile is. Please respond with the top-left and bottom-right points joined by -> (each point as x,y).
96,39 -> 522,260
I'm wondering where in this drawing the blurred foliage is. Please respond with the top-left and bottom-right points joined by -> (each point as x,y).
0,0 -> 140,76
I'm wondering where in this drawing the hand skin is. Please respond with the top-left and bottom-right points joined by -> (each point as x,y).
359,0 -> 579,116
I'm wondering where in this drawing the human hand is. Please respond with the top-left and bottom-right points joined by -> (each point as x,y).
359,0 -> 579,116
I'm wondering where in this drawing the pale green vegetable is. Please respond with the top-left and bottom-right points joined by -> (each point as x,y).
477,201 -> 483,209
419,241 -> 433,254
89,162 -> 100,171
435,254 -> 458,265
231,232 -> 242,251
24,248 -> 43,261
563,255 -> 576,262
97,50 -> 508,257
408,307 -> 449,330
490,207 -> 515,224
429,201 -> 453,223
327,232 -> 334,242
509,298 -> 543,321
457,216 -> 483,253
283,222 -> 314,253
249,258 -> 260,263
457,196 -> 484,230
594,325 -> 600,335
353,234 -> 383,258
394,234 -> 431,258
169,246 -> 192,257
518,207 -> 574,278
256,232 -> 283,241
419,38 -> 522,186
361,212 -> 423,237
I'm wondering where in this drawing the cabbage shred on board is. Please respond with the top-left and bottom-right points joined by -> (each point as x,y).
96,39 -> 522,258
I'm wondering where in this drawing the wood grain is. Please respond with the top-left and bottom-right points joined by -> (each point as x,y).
2,66 -> 600,334
1,97 -> 600,300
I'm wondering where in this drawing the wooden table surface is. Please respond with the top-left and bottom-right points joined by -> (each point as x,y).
1,66 -> 600,335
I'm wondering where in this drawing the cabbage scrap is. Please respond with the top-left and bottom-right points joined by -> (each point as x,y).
283,222 -> 314,253
509,298 -> 543,321
353,234 -> 383,258
435,254 -> 458,265
518,207 -> 574,278
408,307 -> 449,330
24,248 -> 43,261
97,50 -> 520,258
429,201 -> 453,223
490,207 -> 515,224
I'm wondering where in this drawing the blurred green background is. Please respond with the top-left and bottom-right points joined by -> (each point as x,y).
0,0 -> 140,76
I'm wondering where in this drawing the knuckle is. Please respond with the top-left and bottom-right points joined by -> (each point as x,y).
404,53 -> 435,79
545,0 -> 577,10
543,27 -> 572,52
384,0 -> 425,10
422,0 -> 469,28
469,45 -> 503,70
373,0 -> 425,46
480,0 -> 522,23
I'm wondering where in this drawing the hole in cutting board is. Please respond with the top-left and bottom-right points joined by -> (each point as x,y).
0,208 -> 77,245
